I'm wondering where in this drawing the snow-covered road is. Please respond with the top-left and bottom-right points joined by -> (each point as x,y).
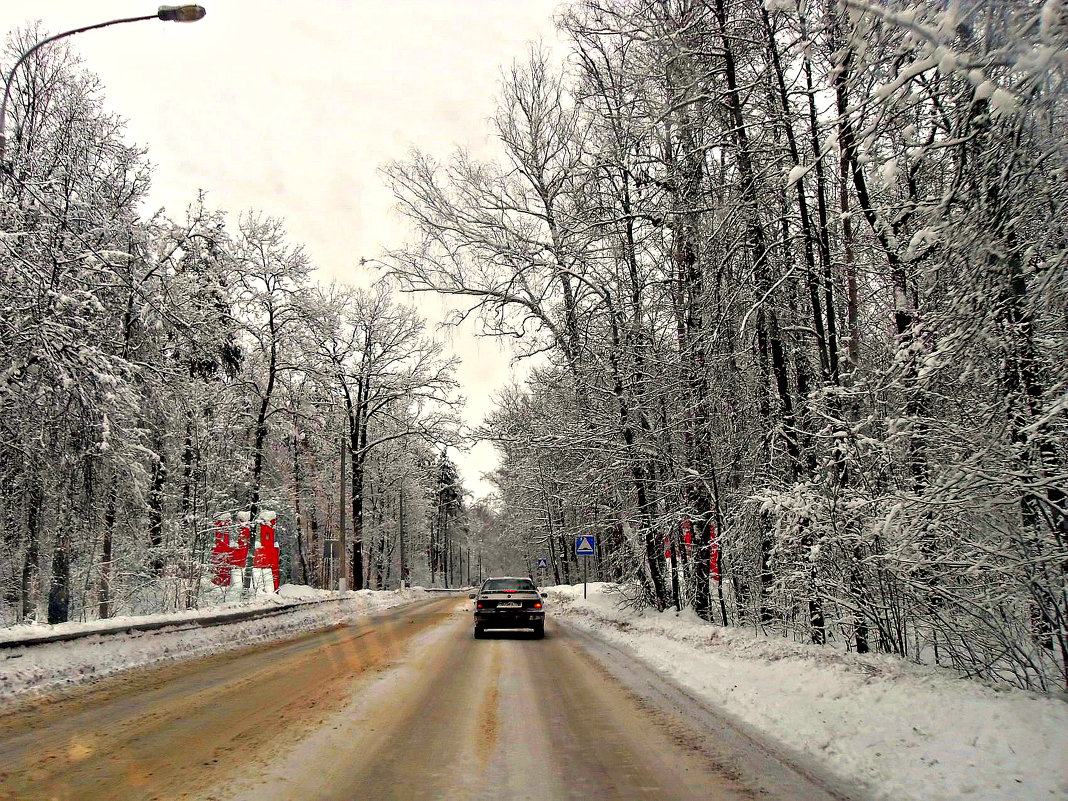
0,595 -> 845,801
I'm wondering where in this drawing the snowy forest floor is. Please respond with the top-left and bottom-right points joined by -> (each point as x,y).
0,585 -> 428,702
546,583 -> 1068,801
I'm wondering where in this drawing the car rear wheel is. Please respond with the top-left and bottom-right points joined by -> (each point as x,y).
474,624 -> 485,639
533,622 -> 544,639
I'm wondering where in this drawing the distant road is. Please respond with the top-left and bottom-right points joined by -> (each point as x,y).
0,597 -> 848,800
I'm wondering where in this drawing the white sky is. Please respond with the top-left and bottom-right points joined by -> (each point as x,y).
5,0 -> 565,498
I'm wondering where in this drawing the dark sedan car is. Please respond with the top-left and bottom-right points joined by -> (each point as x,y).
470,577 -> 547,638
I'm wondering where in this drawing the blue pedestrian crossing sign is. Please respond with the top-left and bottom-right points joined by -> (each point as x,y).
535,557 -> 548,568
575,535 -> 596,557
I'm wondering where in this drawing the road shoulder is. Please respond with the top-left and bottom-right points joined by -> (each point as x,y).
548,584 -> 1068,801
557,618 -> 859,801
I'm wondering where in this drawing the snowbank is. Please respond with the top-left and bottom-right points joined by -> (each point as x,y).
277,582 -> 338,600
1,586 -> 426,703
546,583 -> 1068,801
1,584 -> 298,646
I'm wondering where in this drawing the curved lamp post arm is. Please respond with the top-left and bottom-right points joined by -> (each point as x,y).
0,5 -> 206,167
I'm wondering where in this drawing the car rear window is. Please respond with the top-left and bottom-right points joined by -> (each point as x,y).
482,579 -> 535,592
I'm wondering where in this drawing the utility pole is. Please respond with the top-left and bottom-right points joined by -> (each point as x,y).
339,436 -> 348,593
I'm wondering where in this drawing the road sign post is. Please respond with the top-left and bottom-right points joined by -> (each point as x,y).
535,556 -> 548,585
575,535 -> 595,599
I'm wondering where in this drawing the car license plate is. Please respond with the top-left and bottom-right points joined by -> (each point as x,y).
498,602 -> 520,608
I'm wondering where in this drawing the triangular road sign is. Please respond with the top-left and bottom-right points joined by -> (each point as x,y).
575,535 -> 596,556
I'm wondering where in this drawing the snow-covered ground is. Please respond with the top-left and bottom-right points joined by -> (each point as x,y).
0,585 -> 427,702
547,583 -> 1068,801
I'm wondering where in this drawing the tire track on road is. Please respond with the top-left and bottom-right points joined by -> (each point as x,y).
0,597 -> 456,801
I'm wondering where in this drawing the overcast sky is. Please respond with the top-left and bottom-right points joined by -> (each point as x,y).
5,0 -> 565,498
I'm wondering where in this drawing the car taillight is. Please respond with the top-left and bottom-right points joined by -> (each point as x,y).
534,602 -> 542,609
477,602 -> 483,608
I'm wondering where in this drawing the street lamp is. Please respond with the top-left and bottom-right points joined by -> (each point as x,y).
0,5 -> 206,168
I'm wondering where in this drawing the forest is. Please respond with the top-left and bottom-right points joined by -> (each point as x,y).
0,22 -> 483,631
384,0 -> 1068,693
2,0 -> 1066,696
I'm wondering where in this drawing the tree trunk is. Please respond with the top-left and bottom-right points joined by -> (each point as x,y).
398,487 -> 408,587
292,423 -> 310,585
761,4 -> 831,383
309,502 -> 322,588
715,0 -> 804,620
99,477 -> 117,618
47,532 -> 70,624
347,363 -> 370,591
148,445 -> 166,578
21,475 -> 43,621
180,411 -> 197,606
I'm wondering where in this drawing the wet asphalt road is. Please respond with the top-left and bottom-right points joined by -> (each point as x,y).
0,597 -> 847,801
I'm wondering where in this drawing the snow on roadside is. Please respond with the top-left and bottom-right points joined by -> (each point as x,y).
0,586 -> 427,703
0,584 -> 299,645
547,583 -> 1068,801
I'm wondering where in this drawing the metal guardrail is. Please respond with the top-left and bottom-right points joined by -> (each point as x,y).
0,594 -> 356,650
422,587 -> 472,594
0,587 -> 473,650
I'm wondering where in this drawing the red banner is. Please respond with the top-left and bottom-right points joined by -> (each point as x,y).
710,524 -> 720,581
